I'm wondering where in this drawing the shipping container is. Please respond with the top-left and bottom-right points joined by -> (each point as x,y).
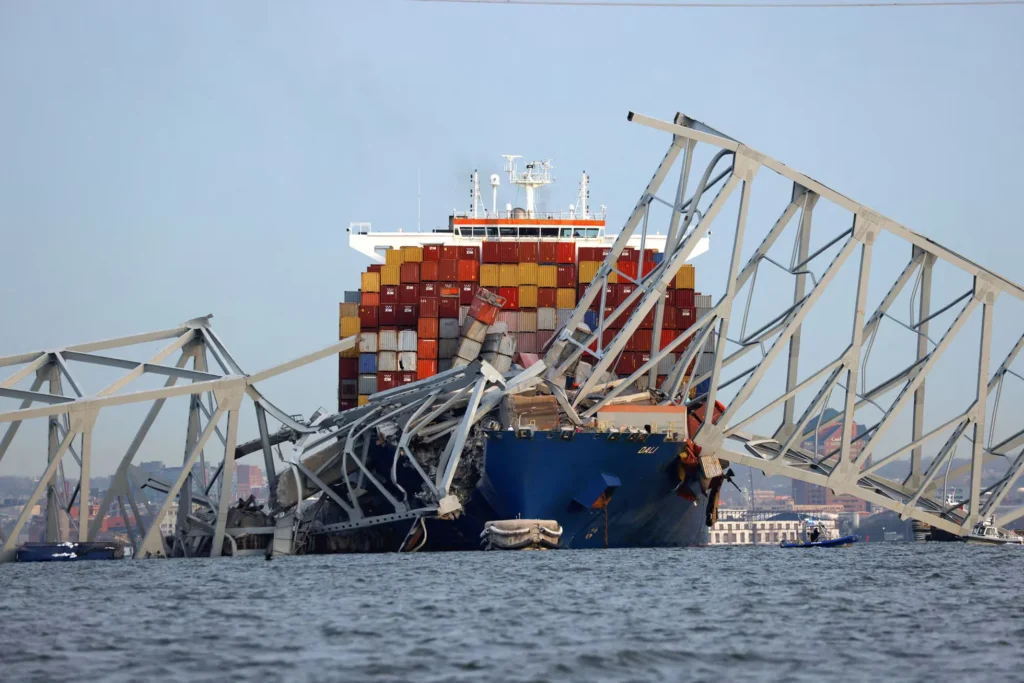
440,259 -> 459,282
537,287 -> 557,308
339,302 -> 360,318
556,308 -> 574,328
675,288 -> 695,308
675,264 -> 696,289
556,241 -> 576,264
398,352 -> 417,371
497,310 -> 520,332
359,332 -> 379,353
459,282 -> 476,305
617,259 -> 639,282
499,263 -> 519,287
539,241 -> 559,264
518,285 -> 537,309
420,260 -> 440,282
658,352 -> 677,375
639,307 -> 655,329
620,246 -> 637,263
517,332 -> 538,354
399,283 -> 419,304
456,338 -> 482,361
379,303 -> 398,326
537,307 -> 557,331
378,328 -> 399,352
360,291 -> 379,307
401,245 -> 423,263
578,261 -> 600,284
457,260 -> 479,282
679,307 -> 696,330
400,262 -> 420,284
695,293 -> 712,308
343,291 -> 361,304
398,330 -> 418,352
482,241 -> 501,264
361,271 -> 381,293
381,264 -> 401,286
385,249 -> 404,267
368,264 -> 383,274
438,358 -> 454,372
627,329 -> 653,352
439,338 -> 458,359
460,245 -> 480,261
499,241 -> 519,263
419,296 -> 439,318
397,304 -> 418,327
359,353 -> 378,374
439,296 -> 460,318
417,359 -> 438,380
557,264 -> 577,288
518,310 -> 538,332
578,246 -> 594,262
583,309 -> 597,331
538,265 -> 558,288
378,351 -> 398,372
439,318 -> 460,339
358,374 -> 378,395
338,398 -> 357,411
381,285 -> 399,304
418,338 -> 438,359
423,244 -> 442,262
518,262 -> 538,286
357,396 -> 370,407
519,241 -> 539,263
463,318 -> 489,343
498,287 -> 519,310
480,264 -> 500,287
418,317 -> 439,339
340,344 -> 360,359
458,305 -> 469,326
358,306 -> 378,329
377,371 -> 397,392
662,305 -> 678,330
556,288 -> 576,309
339,356 -> 359,379
537,330 -> 554,351
616,352 -> 639,376
468,289 -> 504,325
421,282 -> 439,298
442,245 -> 459,260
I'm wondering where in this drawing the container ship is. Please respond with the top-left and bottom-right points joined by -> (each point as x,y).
327,157 -> 720,551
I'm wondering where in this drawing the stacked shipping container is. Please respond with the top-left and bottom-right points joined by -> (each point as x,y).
339,239 -> 701,410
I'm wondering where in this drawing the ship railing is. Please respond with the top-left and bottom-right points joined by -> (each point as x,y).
451,209 -> 608,221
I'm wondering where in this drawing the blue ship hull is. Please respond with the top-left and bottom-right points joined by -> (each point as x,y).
420,431 -> 710,550
16,542 -> 124,562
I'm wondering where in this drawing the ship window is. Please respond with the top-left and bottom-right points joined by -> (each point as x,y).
520,227 -> 539,237
500,227 -> 517,237
585,228 -> 599,238
487,227 -> 499,237
541,227 -> 559,237
561,228 -> 573,238
472,227 -> 487,237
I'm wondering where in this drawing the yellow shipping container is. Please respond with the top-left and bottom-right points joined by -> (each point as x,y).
357,396 -> 370,406
385,249 -> 405,266
339,302 -> 359,318
480,264 -> 500,288
538,265 -> 558,288
361,271 -> 381,293
340,347 -> 359,359
518,262 -> 538,286
556,288 -> 576,309
578,261 -> 601,284
675,264 -> 696,289
499,264 -> 519,287
401,246 -> 423,263
381,264 -> 401,286
519,285 -> 538,309
340,316 -> 361,339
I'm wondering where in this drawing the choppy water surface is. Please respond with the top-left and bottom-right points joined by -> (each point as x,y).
2,543 -> 1022,682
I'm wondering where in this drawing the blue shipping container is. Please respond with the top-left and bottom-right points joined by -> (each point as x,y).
359,353 -> 378,373
584,310 -> 598,330
344,291 -> 361,304
652,252 -> 664,264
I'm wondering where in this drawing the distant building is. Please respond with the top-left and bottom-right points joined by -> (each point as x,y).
791,409 -> 871,514
235,465 -> 266,501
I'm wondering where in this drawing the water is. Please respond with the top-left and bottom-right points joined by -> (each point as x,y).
2,544 -> 1022,682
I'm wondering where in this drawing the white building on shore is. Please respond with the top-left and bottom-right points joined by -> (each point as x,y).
708,509 -> 838,546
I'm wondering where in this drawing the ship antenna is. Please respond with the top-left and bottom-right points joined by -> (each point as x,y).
577,170 -> 590,219
417,169 -> 421,232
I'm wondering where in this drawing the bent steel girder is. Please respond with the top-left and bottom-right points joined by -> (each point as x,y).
552,111 -> 1024,539
0,315 -> 355,561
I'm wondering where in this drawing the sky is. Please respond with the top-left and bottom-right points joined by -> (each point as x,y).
0,1 -> 1022,477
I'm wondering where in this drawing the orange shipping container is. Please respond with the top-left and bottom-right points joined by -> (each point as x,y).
418,317 -> 440,338
400,262 -> 420,284
417,359 -> 438,380
458,259 -> 479,282
360,292 -> 380,307
420,260 -> 440,281
417,338 -> 438,359
519,285 -> 538,309
556,288 -> 576,309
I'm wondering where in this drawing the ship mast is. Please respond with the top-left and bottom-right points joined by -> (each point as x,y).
502,155 -> 553,218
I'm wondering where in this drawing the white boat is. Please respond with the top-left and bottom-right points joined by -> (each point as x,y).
965,516 -> 1024,545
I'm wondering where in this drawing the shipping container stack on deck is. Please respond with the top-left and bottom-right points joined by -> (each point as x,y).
339,239 -> 703,411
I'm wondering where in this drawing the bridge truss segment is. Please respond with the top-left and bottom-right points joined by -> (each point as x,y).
549,111 -> 1024,538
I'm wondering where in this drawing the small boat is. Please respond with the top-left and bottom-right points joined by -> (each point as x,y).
16,541 -> 125,562
964,516 -> 1024,546
780,535 -> 859,548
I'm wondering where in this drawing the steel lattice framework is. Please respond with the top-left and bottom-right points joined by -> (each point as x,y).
546,111 -> 1024,538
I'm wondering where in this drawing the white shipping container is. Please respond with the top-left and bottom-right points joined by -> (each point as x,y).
696,351 -> 715,376
537,307 -> 557,330
491,354 -> 513,373
518,311 -> 538,333
462,318 -> 489,343
439,338 -> 458,358
635,375 -> 650,391
456,338 -> 482,361
695,294 -> 713,308
359,332 -> 378,353
439,318 -> 460,339
398,352 -> 418,371
452,355 -> 471,368
358,374 -> 378,395
459,306 -> 470,326
498,333 -> 517,356
496,311 -> 519,332
657,353 -> 676,375
378,351 -> 398,372
556,308 -> 574,328
378,329 -> 399,352
398,330 -> 418,352
487,322 -> 509,335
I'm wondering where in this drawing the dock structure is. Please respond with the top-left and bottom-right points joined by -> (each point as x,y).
1,110 -> 1023,557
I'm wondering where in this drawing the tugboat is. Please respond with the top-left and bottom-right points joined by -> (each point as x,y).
964,516 -> 1024,546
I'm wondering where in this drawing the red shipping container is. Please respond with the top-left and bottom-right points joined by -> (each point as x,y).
397,304 -> 418,327
421,282 -> 439,297
377,371 -> 397,391
578,246 -> 594,262
442,245 -> 459,260
661,329 -> 681,351
400,262 -> 420,284
663,305 -> 678,330
439,296 -> 460,318
440,259 -> 459,282
499,287 -> 519,310
628,329 -> 653,352
460,245 -> 480,261
338,399 -> 356,412
679,306 -> 696,330
482,241 -> 501,264
537,330 -> 554,351
539,241 -> 559,263
400,371 -> 417,385
457,260 -> 479,282
616,352 -> 639,376
460,282 -> 477,305
418,317 -> 439,338
557,264 -> 576,288
417,338 -> 438,359
642,260 -> 658,277
600,282 -> 618,306
596,246 -> 612,261
381,285 -> 399,304
519,241 -> 539,263
420,260 -> 440,282
556,241 -> 576,264
468,291 -> 502,325
417,360 -> 438,380
368,264 -> 383,273
358,305 -> 378,329
419,296 -> 439,318
617,259 -> 639,282
361,292 -> 380,307
423,244 -> 442,262
618,283 -> 637,302
538,288 -> 557,308
399,283 -> 420,304
339,357 -> 359,379
640,307 -> 655,329
439,284 -> 460,298
675,289 -> 696,308
499,241 -> 519,263
379,303 -> 398,326
620,247 -> 638,263
642,248 -> 657,264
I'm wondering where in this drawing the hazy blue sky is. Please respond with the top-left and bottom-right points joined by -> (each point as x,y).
1,1 -> 1022,476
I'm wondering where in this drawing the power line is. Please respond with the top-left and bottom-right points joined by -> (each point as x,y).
410,0 -> 1024,8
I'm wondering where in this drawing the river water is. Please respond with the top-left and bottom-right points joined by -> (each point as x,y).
2,543 -> 1021,682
